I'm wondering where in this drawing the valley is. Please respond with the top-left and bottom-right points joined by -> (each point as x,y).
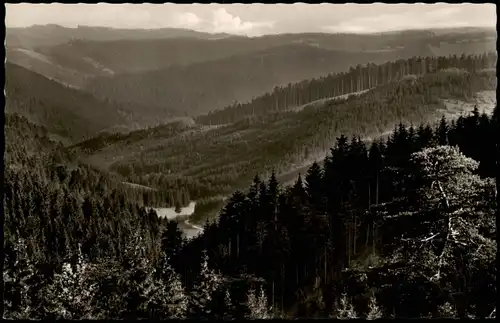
152,201 -> 204,239
67,56 -> 496,225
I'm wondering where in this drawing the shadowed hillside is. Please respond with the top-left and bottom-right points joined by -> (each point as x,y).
4,63 -> 171,141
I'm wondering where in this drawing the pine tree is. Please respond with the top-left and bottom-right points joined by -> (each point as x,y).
369,145 -> 497,318
366,295 -> 383,320
438,302 -> 458,318
305,161 -> 324,206
42,247 -> 97,319
246,286 -> 273,319
120,230 -> 153,319
335,293 -> 358,319
437,116 -> 449,146
175,201 -> 182,214
160,220 -> 184,273
3,238 -> 37,319
189,251 -> 223,319
141,255 -> 188,319
222,287 -> 235,320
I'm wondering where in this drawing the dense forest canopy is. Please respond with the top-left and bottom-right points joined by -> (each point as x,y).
4,104 -> 497,319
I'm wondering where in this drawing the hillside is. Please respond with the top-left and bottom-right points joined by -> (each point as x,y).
4,63 -> 167,141
71,66 -> 496,209
196,52 -> 497,125
85,43 -> 437,117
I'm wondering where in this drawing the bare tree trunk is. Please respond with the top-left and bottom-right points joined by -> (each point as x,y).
348,221 -> 351,264
366,222 -> 370,248
367,182 -> 371,248
368,181 -> 372,207
281,265 -> 285,311
272,279 -> 275,311
353,214 -> 357,255
324,248 -> 327,281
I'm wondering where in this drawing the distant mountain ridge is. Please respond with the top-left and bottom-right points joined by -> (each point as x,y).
6,24 -> 236,48
5,24 -> 497,135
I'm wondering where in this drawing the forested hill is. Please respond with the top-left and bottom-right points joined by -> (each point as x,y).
195,52 -> 497,125
4,63 -> 173,142
83,43 -> 435,118
71,67 -> 496,213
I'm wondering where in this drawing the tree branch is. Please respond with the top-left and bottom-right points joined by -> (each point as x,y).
420,232 -> 440,242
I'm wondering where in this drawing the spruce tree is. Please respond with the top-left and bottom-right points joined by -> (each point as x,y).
305,162 -> 324,206
335,293 -> 358,319
142,255 -> 188,319
189,251 -> 223,319
366,295 -> 383,320
42,246 -> 97,319
246,286 -> 273,319
437,116 -> 449,146
3,238 -> 37,319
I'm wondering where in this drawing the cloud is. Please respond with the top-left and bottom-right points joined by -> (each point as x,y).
172,12 -> 201,28
210,8 -> 274,35
323,5 -> 496,34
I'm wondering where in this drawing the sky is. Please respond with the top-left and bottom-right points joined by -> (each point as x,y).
5,3 -> 497,37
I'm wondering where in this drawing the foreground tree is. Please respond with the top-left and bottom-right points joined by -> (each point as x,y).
334,293 -> 358,319
42,246 -> 97,319
366,295 -> 383,320
189,251 -> 223,319
371,146 -> 496,318
141,255 -> 188,319
246,286 -> 273,319
3,239 -> 37,319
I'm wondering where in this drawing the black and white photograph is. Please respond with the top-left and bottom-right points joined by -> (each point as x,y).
3,2 -> 498,319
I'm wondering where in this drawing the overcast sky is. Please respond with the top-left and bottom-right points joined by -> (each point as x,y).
5,3 -> 497,36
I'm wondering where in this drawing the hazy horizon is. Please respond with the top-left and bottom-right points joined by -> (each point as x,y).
5,3 -> 496,37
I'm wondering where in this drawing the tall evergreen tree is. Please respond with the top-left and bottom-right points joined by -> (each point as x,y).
189,251 -> 223,319
438,115 -> 449,146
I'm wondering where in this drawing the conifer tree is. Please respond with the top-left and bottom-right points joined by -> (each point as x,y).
335,293 -> 358,319
246,286 -> 273,319
305,162 -> 324,206
42,246 -> 97,319
189,251 -> 223,319
221,287 -> 235,320
3,238 -> 37,319
366,295 -> 383,320
437,116 -> 449,146
142,255 -> 188,319
160,220 -> 185,273
438,302 -> 458,318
